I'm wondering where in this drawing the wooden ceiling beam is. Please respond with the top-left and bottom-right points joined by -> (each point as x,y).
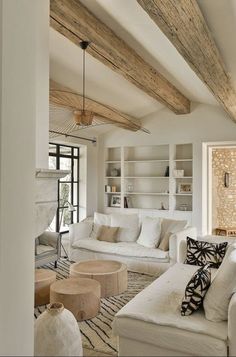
50,0 -> 190,114
137,0 -> 236,123
50,80 -> 143,132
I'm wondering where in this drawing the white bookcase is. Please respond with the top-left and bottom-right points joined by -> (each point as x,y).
104,144 -> 193,222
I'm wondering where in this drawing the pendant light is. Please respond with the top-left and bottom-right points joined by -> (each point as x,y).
74,41 -> 94,126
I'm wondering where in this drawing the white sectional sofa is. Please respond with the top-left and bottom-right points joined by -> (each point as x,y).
68,212 -> 197,275
113,236 -> 236,356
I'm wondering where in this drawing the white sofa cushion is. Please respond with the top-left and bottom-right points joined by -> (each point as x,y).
137,216 -> 162,248
114,263 -> 226,340
70,221 -> 93,245
110,213 -> 140,242
204,243 -> 236,322
72,239 -> 169,260
90,212 -> 111,239
160,218 -> 188,241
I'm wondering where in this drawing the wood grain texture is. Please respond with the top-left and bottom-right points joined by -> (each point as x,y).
70,260 -> 128,298
50,80 -> 142,131
50,277 -> 101,321
137,0 -> 236,123
35,269 -> 56,307
50,0 -> 190,114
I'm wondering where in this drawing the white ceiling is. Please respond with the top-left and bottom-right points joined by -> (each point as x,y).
50,0 -> 236,136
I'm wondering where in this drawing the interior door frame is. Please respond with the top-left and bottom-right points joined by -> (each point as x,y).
202,141 -> 236,236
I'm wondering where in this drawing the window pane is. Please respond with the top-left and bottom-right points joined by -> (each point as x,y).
49,156 -> 56,169
59,182 -> 71,207
59,208 -> 72,232
73,208 -> 78,223
49,144 -> 57,154
48,214 -> 56,232
73,159 -> 78,181
60,157 -> 71,181
60,146 -> 72,156
73,183 -> 78,204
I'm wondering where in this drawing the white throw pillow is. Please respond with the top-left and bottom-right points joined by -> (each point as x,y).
203,243 -> 236,321
110,213 -> 139,242
137,217 -> 162,248
70,221 -> 93,245
160,218 -> 188,241
90,212 -> 111,239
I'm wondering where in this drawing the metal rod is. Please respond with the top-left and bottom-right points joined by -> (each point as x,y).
83,46 -> 85,112
49,130 -> 96,143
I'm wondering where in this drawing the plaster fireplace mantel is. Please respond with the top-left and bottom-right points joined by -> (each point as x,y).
35,168 -> 69,237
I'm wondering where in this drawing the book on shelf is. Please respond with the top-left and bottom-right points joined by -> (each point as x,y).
124,196 -> 131,208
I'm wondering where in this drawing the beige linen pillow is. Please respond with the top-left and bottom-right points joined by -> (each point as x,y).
97,225 -> 119,243
159,232 -> 173,251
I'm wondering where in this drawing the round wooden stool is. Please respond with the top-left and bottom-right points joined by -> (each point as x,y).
35,269 -> 56,306
70,260 -> 128,298
50,278 -> 101,321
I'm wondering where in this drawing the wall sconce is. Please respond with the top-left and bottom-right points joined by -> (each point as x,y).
224,172 -> 230,188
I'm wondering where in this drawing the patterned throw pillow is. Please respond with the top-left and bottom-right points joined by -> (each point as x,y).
185,237 -> 228,268
181,264 -> 211,316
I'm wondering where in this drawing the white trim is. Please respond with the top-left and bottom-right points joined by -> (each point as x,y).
202,141 -> 236,235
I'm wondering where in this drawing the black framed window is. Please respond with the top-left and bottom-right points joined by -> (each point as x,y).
49,143 -> 80,233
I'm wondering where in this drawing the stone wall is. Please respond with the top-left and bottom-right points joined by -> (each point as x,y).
212,148 -> 236,231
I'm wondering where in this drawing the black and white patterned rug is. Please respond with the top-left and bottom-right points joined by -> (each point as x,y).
35,260 -> 156,356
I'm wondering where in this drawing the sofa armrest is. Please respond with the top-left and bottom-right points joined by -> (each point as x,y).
228,293 -> 236,356
169,227 -> 197,264
38,231 -> 60,249
69,221 -> 93,246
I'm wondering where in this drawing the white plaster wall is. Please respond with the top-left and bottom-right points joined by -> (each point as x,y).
98,103 -> 236,234
35,0 -> 49,169
0,0 -> 45,354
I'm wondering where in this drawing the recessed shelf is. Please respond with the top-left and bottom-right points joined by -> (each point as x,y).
124,192 -> 169,196
105,192 -> 121,194
174,193 -> 192,196
173,176 -> 192,179
174,159 -> 192,162
124,160 -> 169,163
105,176 -> 121,178
125,176 -> 169,179
105,161 -> 121,164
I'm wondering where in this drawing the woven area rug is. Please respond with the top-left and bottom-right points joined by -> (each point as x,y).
35,260 -> 156,356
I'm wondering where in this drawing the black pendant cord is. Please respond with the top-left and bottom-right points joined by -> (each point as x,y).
82,47 -> 85,113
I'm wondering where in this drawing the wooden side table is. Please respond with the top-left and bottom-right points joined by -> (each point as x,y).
215,227 -> 236,237
35,269 -> 56,306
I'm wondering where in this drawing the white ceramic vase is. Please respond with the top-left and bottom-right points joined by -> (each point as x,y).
34,302 -> 83,356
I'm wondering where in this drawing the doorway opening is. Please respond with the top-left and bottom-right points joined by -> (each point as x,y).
202,142 -> 236,236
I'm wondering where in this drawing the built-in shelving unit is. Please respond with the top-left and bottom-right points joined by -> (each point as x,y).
103,144 -> 193,221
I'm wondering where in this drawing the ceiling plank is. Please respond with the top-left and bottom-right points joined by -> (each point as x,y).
137,0 -> 236,123
50,0 -> 190,114
50,80 -> 143,132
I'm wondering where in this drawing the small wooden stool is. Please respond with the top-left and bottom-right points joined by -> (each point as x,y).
35,269 -> 56,306
70,260 -> 128,298
50,278 -> 101,321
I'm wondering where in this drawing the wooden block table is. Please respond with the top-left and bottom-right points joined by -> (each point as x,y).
70,260 -> 128,298
215,227 -> 236,237
50,277 -> 101,321
35,269 -> 56,306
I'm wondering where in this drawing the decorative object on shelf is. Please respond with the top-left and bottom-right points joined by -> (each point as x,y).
178,183 -> 192,194
110,195 -> 121,207
127,182 -> 134,192
179,203 -> 188,211
110,168 -> 120,177
34,302 -> 83,356
165,166 -> 169,177
111,186 -> 117,193
215,227 -> 236,237
160,202 -> 166,210
105,185 -> 111,193
124,196 -> 131,208
224,172 -> 230,188
173,169 -> 184,177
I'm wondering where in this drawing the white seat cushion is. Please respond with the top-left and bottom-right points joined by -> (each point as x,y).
114,263 -> 227,341
72,239 -> 169,260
